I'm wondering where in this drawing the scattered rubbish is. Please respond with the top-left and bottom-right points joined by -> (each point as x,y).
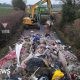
0,29 -> 80,80
31,31 -> 34,33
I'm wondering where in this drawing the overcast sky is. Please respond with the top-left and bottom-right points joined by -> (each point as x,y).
0,0 -> 63,4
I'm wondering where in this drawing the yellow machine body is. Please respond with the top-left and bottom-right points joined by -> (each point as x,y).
23,17 -> 33,25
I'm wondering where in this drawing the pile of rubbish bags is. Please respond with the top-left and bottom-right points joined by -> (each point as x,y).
0,30 -> 80,80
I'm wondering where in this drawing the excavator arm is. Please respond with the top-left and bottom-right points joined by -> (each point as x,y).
23,0 -> 52,25
31,0 -> 52,19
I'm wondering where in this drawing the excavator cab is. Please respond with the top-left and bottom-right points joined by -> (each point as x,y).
36,6 -> 53,24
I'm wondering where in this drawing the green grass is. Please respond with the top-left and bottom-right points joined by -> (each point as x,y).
0,7 -> 13,16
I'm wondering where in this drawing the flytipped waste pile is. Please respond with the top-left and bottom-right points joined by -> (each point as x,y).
0,28 -> 80,80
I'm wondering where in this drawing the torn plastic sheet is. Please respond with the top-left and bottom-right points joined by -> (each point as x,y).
15,43 -> 23,67
0,51 -> 16,68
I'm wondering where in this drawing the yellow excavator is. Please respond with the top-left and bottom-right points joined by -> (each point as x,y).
23,0 -> 52,27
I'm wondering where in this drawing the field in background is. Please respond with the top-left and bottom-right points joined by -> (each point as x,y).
0,7 -> 13,17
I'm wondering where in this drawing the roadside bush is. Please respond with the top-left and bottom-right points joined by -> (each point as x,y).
76,10 -> 80,18
12,0 -> 26,11
0,10 -> 25,46
0,47 -> 9,59
75,39 -> 80,49
61,0 -> 76,28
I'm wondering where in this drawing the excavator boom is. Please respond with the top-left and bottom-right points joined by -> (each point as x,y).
23,0 -> 52,26
31,0 -> 52,19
